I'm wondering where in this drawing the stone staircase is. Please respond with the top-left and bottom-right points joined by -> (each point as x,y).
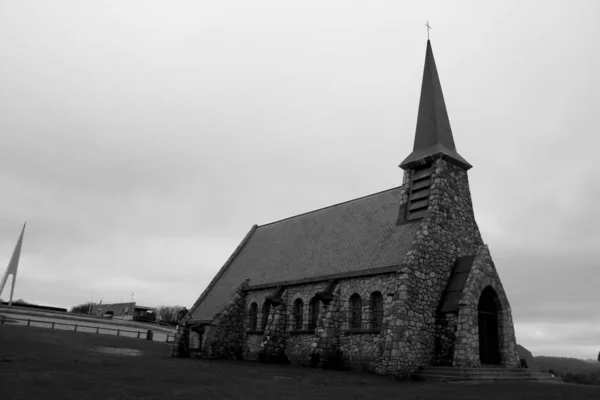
414,365 -> 562,383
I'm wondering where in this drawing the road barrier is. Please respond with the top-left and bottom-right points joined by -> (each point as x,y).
0,314 -> 175,343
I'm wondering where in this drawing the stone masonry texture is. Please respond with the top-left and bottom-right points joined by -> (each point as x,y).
173,158 -> 521,376
453,245 -> 520,367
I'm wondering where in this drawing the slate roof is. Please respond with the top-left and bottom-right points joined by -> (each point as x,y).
438,255 -> 476,313
190,187 -> 419,321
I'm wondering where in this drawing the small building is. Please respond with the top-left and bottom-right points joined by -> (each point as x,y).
96,302 -> 156,321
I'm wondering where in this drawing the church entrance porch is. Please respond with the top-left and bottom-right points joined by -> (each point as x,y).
478,286 -> 500,365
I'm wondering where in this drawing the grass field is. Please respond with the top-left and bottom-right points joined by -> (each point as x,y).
0,307 -> 176,342
1,325 -> 599,400
0,305 -> 177,331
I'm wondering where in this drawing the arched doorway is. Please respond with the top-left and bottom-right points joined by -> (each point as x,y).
478,286 -> 500,365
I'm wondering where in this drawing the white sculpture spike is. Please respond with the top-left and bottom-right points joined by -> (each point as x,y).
0,222 -> 26,306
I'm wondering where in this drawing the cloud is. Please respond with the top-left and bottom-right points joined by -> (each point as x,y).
517,319 -> 600,359
0,0 -> 599,360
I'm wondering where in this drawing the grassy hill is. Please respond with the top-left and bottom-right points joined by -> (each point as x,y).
2,325 -> 600,400
534,356 -> 600,374
518,344 -> 600,386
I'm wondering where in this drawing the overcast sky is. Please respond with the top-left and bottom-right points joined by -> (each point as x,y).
0,0 -> 598,360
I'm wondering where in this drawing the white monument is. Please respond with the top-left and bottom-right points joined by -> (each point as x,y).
0,222 -> 26,306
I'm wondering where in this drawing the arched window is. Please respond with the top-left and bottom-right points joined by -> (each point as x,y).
261,301 -> 271,331
293,298 -> 304,330
349,294 -> 362,329
370,291 -> 383,329
248,302 -> 258,331
308,297 -> 320,331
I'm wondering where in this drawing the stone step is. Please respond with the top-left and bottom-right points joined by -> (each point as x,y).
415,367 -> 560,383
419,369 -> 533,377
422,367 -> 530,372
421,367 -> 551,376
422,369 -> 548,376
424,366 -> 530,372
419,372 -> 553,380
414,374 -> 471,382
415,373 -> 562,383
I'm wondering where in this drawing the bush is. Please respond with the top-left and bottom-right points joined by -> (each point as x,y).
134,314 -> 157,323
70,302 -> 95,314
156,305 -> 185,323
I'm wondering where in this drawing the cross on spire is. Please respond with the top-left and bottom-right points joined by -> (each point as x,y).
425,21 -> 432,40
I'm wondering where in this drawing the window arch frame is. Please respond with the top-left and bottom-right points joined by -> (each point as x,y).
349,293 -> 362,329
248,302 -> 258,331
308,296 -> 320,332
261,301 -> 271,331
370,291 -> 384,329
292,298 -> 304,330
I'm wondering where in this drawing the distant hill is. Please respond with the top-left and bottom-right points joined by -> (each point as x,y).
534,356 -> 600,374
517,344 -> 600,386
516,344 -> 534,368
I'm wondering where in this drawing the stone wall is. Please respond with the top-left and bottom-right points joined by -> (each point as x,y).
281,282 -> 328,364
339,332 -> 383,370
377,159 -> 485,374
260,299 -> 289,363
179,159 -> 520,375
244,334 -> 263,361
453,245 -> 520,367
237,274 -> 399,369
283,282 -> 329,331
334,275 -> 394,369
310,289 -> 341,368
335,275 -> 396,331
286,334 -> 314,365
172,323 -> 190,358
244,288 -> 276,329
433,313 -> 457,366
189,330 -> 202,349
198,279 -> 250,359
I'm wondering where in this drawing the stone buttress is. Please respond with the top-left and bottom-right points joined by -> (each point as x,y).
174,279 -> 250,360
258,293 -> 290,364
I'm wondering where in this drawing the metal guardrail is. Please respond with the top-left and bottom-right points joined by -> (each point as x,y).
0,314 -> 175,343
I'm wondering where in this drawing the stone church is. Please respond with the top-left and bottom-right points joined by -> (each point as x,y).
173,40 -> 520,375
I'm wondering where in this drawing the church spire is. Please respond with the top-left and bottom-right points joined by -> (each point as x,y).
400,40 -> 472,170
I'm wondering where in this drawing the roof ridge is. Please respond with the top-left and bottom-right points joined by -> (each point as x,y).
258,186 -> 402,228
